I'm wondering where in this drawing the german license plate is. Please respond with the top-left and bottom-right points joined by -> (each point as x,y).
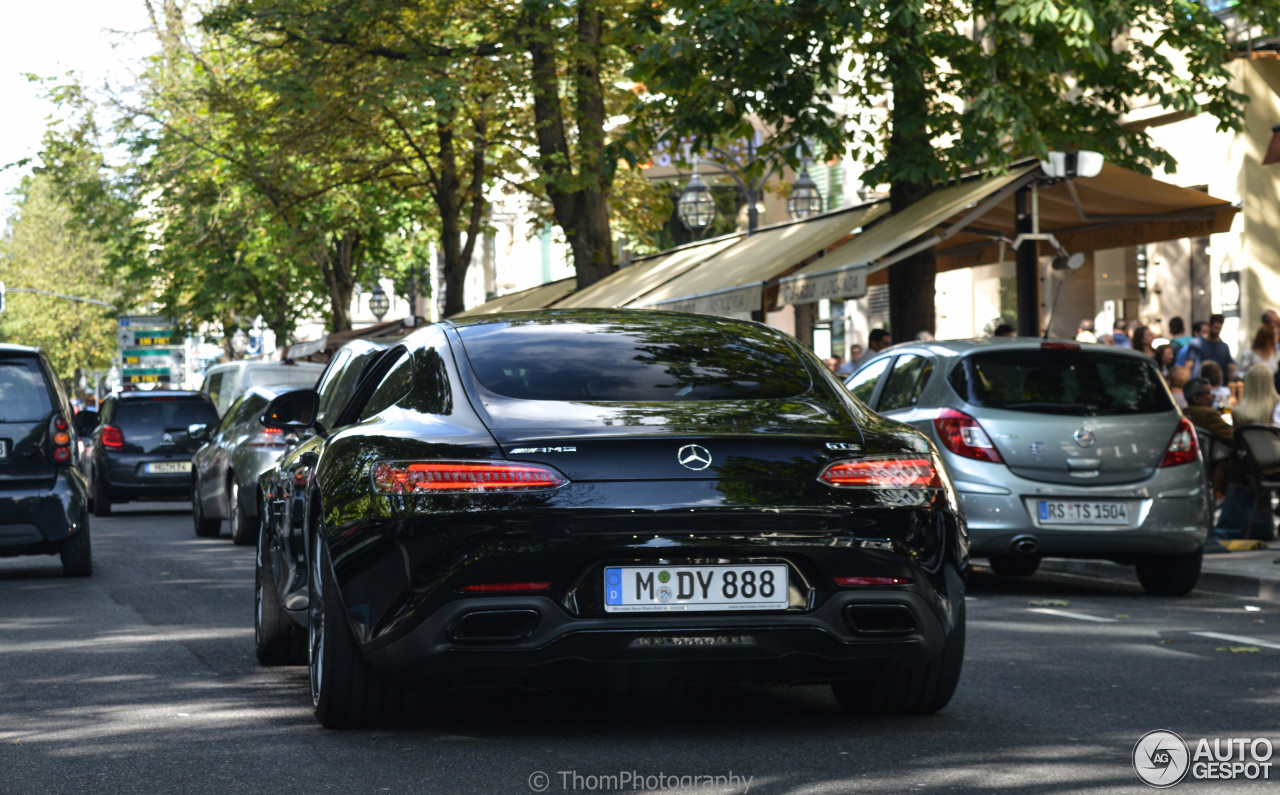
603,565 -> 788,613
1037,500 -> 1129,526
144,461 -> 191,474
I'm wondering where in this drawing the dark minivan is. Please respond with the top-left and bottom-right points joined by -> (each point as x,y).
80,390 -> 219,516
0,344 -> 91,576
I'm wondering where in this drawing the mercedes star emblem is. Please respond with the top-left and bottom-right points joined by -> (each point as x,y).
162,432 -> 174,444
1073,428 -> 1096,448
677,444 -> 713,471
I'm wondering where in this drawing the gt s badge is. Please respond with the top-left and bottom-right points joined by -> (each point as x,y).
825,442 -> 862,452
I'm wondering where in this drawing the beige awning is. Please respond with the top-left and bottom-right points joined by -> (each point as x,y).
633,201 -> 889,316
450,277 -> 578,318
780,167 -> 1038,305
554,234 -> 743,309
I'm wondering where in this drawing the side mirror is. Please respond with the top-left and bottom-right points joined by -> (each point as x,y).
188,423 -> 211,442
74,411 -> 100,435
261,389 -> 320,431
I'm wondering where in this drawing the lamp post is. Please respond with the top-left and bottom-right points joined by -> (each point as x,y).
369,281 -> 390,322
675,133 -> 778,236
675,161 -> 716,237
786,158 -> 824,220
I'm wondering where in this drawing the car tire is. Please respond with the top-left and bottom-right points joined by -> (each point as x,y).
256,521 -> 306,665
309,531 -> 416,728
832,599 -> 965,716
93,475 -> 112,517
987,554 -> 1040,577
192,487 -> 221,538
1135,550 -> 1202,597
228,480 -> 254,546
60,527 -> 93,577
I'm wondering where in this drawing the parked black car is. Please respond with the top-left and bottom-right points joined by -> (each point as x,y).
80,390 -> 219,516
0,344 -> 91,576
256,310 -> 968,728
190,385 -> 303,545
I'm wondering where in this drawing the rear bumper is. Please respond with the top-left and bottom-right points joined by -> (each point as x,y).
104,454 -> 193,500
0,467 -> 89,553
364,581 -> 960,688
954,463 -> 1209,559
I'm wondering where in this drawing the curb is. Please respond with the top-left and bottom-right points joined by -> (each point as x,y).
1039,557 -> 1280,602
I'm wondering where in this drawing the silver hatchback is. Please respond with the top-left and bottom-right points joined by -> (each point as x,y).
845,338 -> 1208,596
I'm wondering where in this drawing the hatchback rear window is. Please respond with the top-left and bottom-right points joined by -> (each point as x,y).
116,398 -> 219,433
0,358 -> 53,421
949,350 -> 1172,415
458,315 -> 813,401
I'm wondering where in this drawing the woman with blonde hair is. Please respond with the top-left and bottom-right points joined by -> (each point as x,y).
1238,324 -> 1280,375
1232,364 -> 1280,426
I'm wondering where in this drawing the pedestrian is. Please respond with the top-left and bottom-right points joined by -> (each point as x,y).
1075,319 -> 1097,344
1153,344 -> 1176,378
1181,377 -> 1265,541
1263,310 -> 1280,351
837,344 -> 862,376
1133,325 -> 1157,357
1167,365 -> 1191,407
1098,332 -> 1115,346
1111,320 -> 1131,348
992,324 -> 1015,338
1200,361 -> 1233,411
826,355 -> 843,373
1167,316 -> 1191,352
852,329 -> 892,368
1176,313 -> 1234,380
1237,323 -> 1279,376
1232,364 -> 1280,427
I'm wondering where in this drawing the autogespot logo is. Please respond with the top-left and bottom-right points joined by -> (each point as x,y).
1134,730 -> 1190,788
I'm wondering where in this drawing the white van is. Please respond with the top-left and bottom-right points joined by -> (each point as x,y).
200,361 -> 326,417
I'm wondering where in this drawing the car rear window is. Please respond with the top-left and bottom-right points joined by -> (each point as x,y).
0,358 -> 53,421
116,397 -> 220,433
458,315 -> 813,401
949,350 -> 1173,415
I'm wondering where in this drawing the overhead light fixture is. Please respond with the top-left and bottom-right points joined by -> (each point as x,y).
786,161 -> 824,220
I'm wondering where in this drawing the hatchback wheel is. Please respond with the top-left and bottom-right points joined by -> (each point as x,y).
192,486 -> 220,538
987,554 -> 1040,578
309,530 -> 415,728
833,598 -> 965,716
93,475 -> 112,517
1135,550 -> 1202,597
60,527 -> 93,577
228,480 -> 254,546
255,522 -> 305,665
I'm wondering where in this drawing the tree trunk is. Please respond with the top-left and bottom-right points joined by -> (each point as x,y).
524,1 -> 615,291
884,5 -> 936,340
317,231 -> 361,332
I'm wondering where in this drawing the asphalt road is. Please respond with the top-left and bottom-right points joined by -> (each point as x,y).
3,502 -> 1279,794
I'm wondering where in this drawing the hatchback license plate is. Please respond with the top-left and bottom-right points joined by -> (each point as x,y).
1037,500 -> 1129,526
145,461 -> 191,474
603,565 -> 788,613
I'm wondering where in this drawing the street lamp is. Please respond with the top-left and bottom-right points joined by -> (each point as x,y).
676,166 -> 716,236
786,160 -> 824,220
369,281 -> 390,322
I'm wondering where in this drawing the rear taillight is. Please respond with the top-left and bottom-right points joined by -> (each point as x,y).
1160,417 -> 1199,467
247,427 -> 286,448
818,457 -> 941,489
933,408 -> 1003,463
101,426 -> 125,450
48,415 -> 73,464
372,461 -> 568,494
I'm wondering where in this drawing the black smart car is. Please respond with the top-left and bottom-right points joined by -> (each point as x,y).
80,390 -> 219,516
0,344 -> 91,576
256,310 -> 968,728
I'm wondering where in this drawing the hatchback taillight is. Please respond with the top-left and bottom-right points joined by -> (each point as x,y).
1160,417 -> 1199,468
819,457 -> 941,489
101,425 -> 125,450
48,414 -> 73,464
933,408 -> 1003,463
372,461 -> 568,494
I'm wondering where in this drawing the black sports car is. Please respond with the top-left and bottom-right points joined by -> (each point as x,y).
255,310 -> 968,728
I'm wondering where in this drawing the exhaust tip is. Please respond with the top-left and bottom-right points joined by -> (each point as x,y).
1011,534 -> 1040,555
448,609 -> 540,643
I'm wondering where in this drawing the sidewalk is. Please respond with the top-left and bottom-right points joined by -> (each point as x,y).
1041,546 -> 1280,601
